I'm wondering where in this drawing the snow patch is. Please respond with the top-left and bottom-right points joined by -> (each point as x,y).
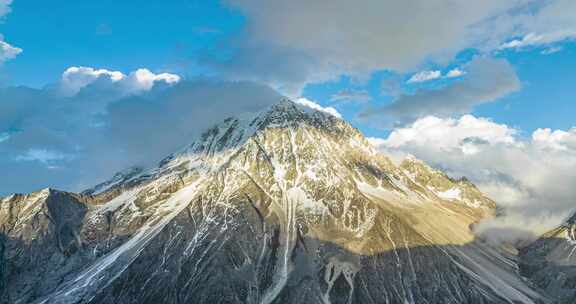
436,187 -> 462,200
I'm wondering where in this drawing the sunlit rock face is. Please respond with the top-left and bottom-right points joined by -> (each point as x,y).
520,213 -> 576,303
0,100 -> 545,303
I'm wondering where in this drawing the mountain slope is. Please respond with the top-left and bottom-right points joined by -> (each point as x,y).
1,99 -> 544,304
520,212 -> 576,303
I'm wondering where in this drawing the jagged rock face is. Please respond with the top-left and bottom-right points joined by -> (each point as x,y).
520,213 -> 576,303
0,100 -> 544,304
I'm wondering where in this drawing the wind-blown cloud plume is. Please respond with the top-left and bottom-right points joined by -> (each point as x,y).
294,97 -> 342,118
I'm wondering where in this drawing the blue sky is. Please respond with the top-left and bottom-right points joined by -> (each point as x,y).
1,0 -> 576,213
1,0 -> 243,86
475,45 -> 576,133
2,0 -> 575,136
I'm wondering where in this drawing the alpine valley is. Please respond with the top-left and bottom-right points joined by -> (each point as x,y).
1,99 -> 574,303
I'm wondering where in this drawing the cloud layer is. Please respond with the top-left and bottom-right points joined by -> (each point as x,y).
0,67 -> 280,195
370,115 -> 576,239
212,0 -> 576,94
359,57 -> 520,125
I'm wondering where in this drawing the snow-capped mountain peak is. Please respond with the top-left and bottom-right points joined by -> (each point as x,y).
0,99 -> 546,304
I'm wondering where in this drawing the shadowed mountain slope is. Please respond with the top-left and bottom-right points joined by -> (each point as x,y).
520,213 -> 576,303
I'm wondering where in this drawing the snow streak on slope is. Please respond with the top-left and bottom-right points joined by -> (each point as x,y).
36,181 -> 204,304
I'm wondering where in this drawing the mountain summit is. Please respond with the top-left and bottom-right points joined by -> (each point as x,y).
1,99 -> 544,303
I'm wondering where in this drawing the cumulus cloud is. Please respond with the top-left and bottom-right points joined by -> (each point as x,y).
60,66 -> 180,96
294,97 -> 342,118
532,128 -> 576,151
0,1 -> 21,64
0,67 -> 280,195
370,115 -> 576,239
211,0 -> 575,93
330,89 -> 371,103
380,115 -> 517,151
359,57 -> 520,125
407,70 -> 442,83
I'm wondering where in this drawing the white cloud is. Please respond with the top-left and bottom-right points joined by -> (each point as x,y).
446,68 -> 465,78
382,115 -> 517,151
500,33 -> 547,49
127,68 -> 180,91
0,38 -> 21,63
214,0 -> 576,93
60,66 -> 180,96
532,127 -> 576,151
359,57 -> 520,125
499,32 -> 576,50
61,66 -> 125,96
407,70 -> 442,83
371,115 -> 576,238
0,1 -> 21,64
295,97 -> 342,118
406,68 -> 465,83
